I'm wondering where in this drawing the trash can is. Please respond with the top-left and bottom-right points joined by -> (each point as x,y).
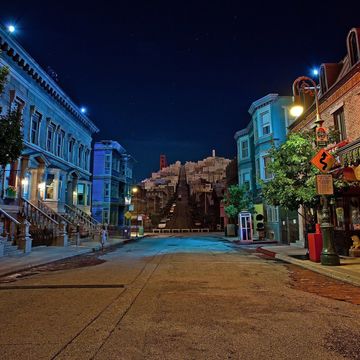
138,226 -> 144,236
308,233 -> 323,262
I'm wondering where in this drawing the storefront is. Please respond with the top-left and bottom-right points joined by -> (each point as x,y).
332,140 -> 360,255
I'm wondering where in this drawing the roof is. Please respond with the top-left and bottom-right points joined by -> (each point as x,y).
248,93 -> 279,115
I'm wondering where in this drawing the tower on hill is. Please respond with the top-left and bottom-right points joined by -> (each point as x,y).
160,154 -> 167,170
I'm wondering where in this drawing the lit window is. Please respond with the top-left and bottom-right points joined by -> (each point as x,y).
260,111 -> 271,136
45,174 -> 55,200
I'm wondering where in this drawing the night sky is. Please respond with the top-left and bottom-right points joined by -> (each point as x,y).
2,1 -> 359,180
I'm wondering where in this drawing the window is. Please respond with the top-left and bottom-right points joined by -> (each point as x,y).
85,149 -> 90,171
320,67 -> 327,94
241,140 -> 249,159
104,183 -> 110,197
46,124 -> 55,152
111,182 -> 119,198
87,184 -> 91,206
77,183 -> 85,206
105,154 -> 111,173
45,174 -> 55,200
333,107 -> 346,142
241,171 -> 251,190
57,130 -> 65,157
349,31 -> 359,66
68,139 -> 74,163
256,158 -> 260,180
78,145 -> 83,167
263,156 -> 272,180
260,111 -> 271,136
31,112 -> 41,145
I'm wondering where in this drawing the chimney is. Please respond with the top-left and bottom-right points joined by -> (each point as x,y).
212,149 -> 216,157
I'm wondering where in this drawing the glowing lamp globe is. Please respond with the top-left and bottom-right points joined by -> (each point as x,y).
290,105 -> 304,117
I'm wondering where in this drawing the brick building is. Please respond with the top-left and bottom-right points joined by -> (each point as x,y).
289,28 -> 360,254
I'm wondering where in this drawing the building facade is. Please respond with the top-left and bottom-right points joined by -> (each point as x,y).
289,28 -> 360,254
92,140 -> 133,227
0,27 -> 99,215
235,94 -> 298,242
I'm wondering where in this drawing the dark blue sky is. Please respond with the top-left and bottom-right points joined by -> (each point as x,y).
2,1 -> 360,180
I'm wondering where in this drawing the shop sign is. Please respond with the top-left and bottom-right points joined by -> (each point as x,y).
316,175 -> 334,195
311,149 -> 335,173
129,205 -> 134,211
316,127 -> 328,147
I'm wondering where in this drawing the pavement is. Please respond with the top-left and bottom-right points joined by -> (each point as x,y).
0,235 -> 145,277
255,244 -> 360,287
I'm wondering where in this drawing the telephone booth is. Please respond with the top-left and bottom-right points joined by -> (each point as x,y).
239,212 -> 253,242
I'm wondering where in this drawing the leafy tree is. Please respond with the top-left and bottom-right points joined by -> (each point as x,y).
0,66 -> 24,197
261,131 -> 352,220
223,185 -> 254,223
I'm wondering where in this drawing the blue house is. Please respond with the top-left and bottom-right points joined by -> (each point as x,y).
235,94 -> 299,243
92,140 -> 134,227
0,27 -> 99,249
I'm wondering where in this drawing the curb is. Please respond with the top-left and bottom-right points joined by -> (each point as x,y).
256,247 -> 360,288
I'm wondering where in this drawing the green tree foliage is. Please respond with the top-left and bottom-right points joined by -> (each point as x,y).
261,132 -> 350,212
223,185 -> 254,223
0,65 -> 24,196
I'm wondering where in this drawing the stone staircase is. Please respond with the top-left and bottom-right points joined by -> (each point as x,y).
3,241 -> 23,256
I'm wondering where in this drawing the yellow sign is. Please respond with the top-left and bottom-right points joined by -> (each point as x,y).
354,166 -> 360,180
311,149 -> 335,173
316,175 -> 334,195
124,211 -> 132,220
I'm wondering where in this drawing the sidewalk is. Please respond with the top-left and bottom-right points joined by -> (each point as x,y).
257,244 -> 360,287
0,235 -> 144,277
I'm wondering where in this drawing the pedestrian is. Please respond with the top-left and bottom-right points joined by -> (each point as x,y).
100,225 -> 108,250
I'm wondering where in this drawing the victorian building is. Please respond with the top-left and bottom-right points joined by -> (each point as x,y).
92,140 -> 134,227
0,27 -> 99,251
235,94 -> 298,243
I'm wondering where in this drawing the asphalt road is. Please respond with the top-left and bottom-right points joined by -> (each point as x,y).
1,235 -> 360,360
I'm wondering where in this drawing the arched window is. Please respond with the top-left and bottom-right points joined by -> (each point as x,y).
319,66 -> 327,94
349,31 -> 359,66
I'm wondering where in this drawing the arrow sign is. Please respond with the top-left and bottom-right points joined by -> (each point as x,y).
311,149 -> 335,173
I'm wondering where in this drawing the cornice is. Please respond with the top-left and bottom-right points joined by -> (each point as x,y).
248,93 -> 279,115
0,27 -> 99,134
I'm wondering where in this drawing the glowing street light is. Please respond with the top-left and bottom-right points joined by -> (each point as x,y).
8,25 -> 15,33
132,187 -> 139,238
312,68 -> 319,77
80,107 -> 86,114
289,104 -> 304,117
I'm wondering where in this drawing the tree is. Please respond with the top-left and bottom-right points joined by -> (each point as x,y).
0,66 -> 24,198
223,185 -> 254,223
261,131 -> 352,224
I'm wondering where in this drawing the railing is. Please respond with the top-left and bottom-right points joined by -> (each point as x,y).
21,198 -> 59,229
64,204 -> 98,233
0,207 -> 21,242
67,204 -> 99,225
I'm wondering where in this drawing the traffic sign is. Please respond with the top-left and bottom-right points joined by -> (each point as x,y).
311,149 -> 335,173
316,175 -> 334,195
125,211 -> 132,220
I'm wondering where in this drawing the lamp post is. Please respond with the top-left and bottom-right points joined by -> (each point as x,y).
290,76 -> 340,266
132,186 -> 138,238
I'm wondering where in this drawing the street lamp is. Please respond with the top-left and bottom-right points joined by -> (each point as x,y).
132,186 -> 138,238
291,76 -> 340,266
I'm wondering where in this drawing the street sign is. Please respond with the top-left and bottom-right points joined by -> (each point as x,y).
311,149 -> 335,173
125,211 -> 132,220
129,205 -> 134,211
316,127 -> 328,147
316,175 -> 334,195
